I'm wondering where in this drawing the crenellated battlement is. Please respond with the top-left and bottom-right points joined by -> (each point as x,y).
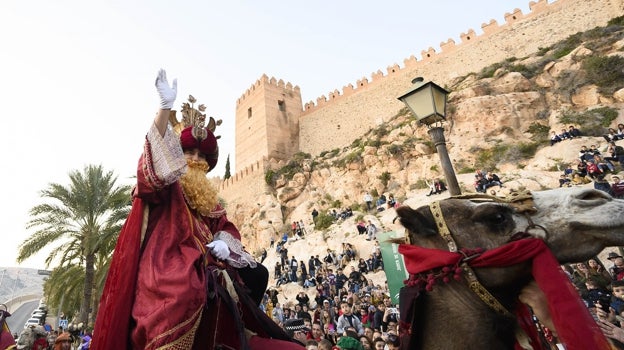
236,74 -> 300,107
301,0 -> 564,115
220,158 -> 268,191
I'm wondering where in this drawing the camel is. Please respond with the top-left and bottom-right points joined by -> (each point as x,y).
393,187 -> 624,350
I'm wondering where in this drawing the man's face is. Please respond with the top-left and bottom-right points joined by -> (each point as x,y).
616,257 -> 624,267
183,148 -> 207,162
364,327 -> 373,339
341,303 -> 352,315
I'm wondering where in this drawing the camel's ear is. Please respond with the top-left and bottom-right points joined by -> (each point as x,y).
396,206 -> 438,237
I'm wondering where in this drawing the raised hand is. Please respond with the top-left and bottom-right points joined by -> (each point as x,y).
155,69 -> 177,110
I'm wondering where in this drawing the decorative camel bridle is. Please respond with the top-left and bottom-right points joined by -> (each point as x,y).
408,191 -> 544,316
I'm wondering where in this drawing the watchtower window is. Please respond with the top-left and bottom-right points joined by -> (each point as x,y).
248,107 -> 252,118
278,100 -> 285,112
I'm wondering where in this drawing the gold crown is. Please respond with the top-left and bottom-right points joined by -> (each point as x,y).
169,95 -> 222,140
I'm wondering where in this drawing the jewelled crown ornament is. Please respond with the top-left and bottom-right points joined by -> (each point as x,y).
169,95 -> 222,139
169,95 -> 222,170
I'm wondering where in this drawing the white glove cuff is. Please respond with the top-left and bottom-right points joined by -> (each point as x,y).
160,101 -> 174,110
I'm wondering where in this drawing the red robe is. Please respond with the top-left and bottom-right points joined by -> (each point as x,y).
92,127 -> 302,350
0,321 -> 15,350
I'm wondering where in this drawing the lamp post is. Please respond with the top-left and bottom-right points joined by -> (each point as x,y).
398,77 -> 461,195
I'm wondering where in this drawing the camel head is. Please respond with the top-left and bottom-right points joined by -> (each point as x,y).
395,187 -> 624,289
530,187 -> 624,262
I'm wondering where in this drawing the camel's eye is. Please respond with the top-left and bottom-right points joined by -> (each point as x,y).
485,213 -> 509,226
470,205 -> 514,233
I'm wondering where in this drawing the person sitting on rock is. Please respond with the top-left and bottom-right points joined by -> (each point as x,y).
426,179 -> 446,196
571,173 -> 590,186
376,194 -> 386,207
615,123 -> 624,141
550,131 -> 562,146
604,127 -> 620,142
559,174 -> 572,188
356,221 -> 367,235
586,159 -> 603,180
611,175 -> 624,199
604,141 -> 624,168
576,161 -> 588,178
594,154 -> 615,173
558,128 -> 572,141
484,172 -> 503,188
474,175 -> 488,193
568,125 -> 582,138
387,194 -> 396,208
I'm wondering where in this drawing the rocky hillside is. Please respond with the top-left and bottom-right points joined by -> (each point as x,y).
0,268 -> 45,304
226,20 -> 624,291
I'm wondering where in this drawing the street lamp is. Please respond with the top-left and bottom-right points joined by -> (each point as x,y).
398,77 -> 461,195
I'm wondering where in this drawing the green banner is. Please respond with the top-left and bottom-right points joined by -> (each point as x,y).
378,231 -> 409,305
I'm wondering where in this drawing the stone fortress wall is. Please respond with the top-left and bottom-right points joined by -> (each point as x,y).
219,0 -> 624,197
299,0 -> 623,156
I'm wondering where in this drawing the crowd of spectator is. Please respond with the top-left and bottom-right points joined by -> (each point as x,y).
264,277 -> 400,350
425,179 -> 447,196
554,123 -> 624,198
363,191 -> 397,213
550,125 -> 583,146
13,324 -> 90,350
473,170 -> 504,193
292,220 -> 308,238
262,209 -> 400,349
564,251 -> 624,348
273,241 -> 384,292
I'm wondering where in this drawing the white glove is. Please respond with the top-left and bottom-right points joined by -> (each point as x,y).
155,69 -> 177,110
207,240 -> 230,260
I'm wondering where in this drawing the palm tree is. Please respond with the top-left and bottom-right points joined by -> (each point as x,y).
18,164 -> 131,325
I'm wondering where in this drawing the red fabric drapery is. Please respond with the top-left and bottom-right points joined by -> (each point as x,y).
398,238 -> 611,350
0,321 -> 16,350
91,198 -> 144,350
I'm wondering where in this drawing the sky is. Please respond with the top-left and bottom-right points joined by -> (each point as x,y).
0,0 -> 536,269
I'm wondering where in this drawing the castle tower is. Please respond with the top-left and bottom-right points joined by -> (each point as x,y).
235,74 -> 303,171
